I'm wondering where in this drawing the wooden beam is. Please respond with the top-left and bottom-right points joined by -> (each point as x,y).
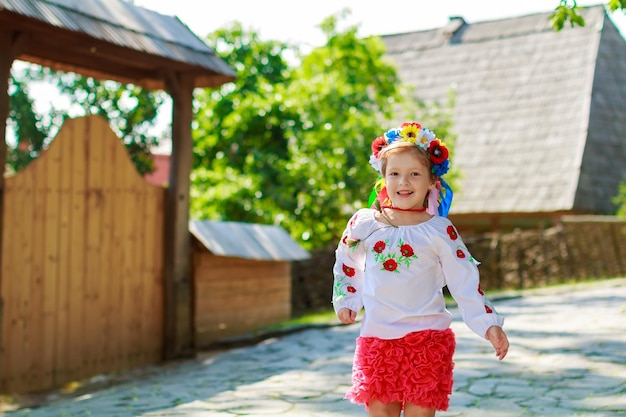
0,29 -> 27,385
1,15 -> 234,90
162,72 -> 194,359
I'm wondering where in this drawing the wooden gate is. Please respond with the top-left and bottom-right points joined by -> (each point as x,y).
0,115 -> 164,393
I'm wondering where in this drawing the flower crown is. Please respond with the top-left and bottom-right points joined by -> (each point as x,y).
369,121 -> 450,177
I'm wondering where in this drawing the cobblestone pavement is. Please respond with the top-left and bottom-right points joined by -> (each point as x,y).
3,278 -> 626,417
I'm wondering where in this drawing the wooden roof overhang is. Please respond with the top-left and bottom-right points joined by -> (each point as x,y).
0,3 -> 235,89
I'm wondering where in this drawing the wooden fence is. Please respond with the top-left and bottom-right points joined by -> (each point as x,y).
463,216 -> 626,290
0,115 -> 165,393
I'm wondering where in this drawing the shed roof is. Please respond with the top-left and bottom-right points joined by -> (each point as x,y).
0,0 -> 235,89
381,5 -> 626,215
190,220 -> 310,262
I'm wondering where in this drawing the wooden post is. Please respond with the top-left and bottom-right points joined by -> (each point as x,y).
163,73 -> 194,359
0,30 -> 26,384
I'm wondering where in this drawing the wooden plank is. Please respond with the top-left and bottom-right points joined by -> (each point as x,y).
26,148 -> 49,390
118,150 -> 133,370
126,180 -> 143,366
66,117 -> 87,382
10,163 -> 34,392
42,140 -> 62,389
137,182 -> 163,364
0,174 -> 14,391
54,119 -> 75,386
112,125 -> 147,371
83,116 -> 105,377
195,289 -> 290,312
196,303 -> 290,325
195,273 -> 289,292
144,186 -> 164,362
106,119 -> 125,372
195,263 -> 289,282
0,31 -> 15,392
0,173 -> 24,391
98,119 -> 116,373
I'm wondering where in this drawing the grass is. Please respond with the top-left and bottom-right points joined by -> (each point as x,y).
259,309 -> 339,332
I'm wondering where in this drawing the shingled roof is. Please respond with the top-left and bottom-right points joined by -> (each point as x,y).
0,0 -> 235,89
382,5 -> 626,218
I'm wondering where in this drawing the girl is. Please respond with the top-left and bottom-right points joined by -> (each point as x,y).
332,121 -> 509,417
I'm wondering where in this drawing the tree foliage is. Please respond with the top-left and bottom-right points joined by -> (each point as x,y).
190,14 -> 455,249
551,0 -> 626,30
7,65 -> 165,175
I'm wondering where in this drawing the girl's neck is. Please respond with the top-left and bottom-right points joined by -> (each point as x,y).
381,204 -> 426,213
377,206 -> 432,227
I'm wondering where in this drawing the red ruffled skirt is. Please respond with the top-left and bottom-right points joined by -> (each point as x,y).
346,328 -> 456,411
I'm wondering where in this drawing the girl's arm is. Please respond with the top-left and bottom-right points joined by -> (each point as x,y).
438,222 -> 505,339
332,212 -> 367,320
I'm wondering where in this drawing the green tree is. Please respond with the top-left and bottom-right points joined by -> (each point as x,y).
190,22 -> 297,226
6,72 -> 60,174
7,64 -> 165,175
190,13 -> 455,249
551,0 -> 625,30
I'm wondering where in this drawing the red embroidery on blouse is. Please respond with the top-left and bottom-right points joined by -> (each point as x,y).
342,264 -> 356,277
447,225 -> 458,240
383,259 -> 398,272
400,243 -> 415,258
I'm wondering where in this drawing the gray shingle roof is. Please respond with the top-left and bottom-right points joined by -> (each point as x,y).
0,0 -> 235,88
382,5 -> 626,215
190,220 -> 310,262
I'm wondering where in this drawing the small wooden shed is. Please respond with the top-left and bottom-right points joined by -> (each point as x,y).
190,220 -> 310,348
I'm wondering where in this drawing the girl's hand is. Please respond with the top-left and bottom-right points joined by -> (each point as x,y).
337,308 -> 357,324
486,326 -> 509,360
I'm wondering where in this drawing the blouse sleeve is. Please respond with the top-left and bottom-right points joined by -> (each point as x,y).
331,210 -> 367,315
436,220 -> 504,338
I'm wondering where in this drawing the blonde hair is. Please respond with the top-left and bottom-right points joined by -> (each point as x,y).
378,141 -> 435,179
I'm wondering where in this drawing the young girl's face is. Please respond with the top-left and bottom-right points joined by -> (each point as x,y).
384,150 -> 436,210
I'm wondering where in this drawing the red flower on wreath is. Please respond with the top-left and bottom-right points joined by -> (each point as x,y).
478,284 -> 485,296
371,136 -> 387,158
447,225 -> 458,240
456,249 -> 465,259
428,139 -> 449,165
485,305 -> 493,313
400,244 -> 415,258
383,259 -> 398,272
342,264 -> 355,277
347,286 -> 357,293
374,240 -> 386,253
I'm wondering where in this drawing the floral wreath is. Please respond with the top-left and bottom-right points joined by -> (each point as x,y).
369,121 -> 450,176
368,121 -> 453,217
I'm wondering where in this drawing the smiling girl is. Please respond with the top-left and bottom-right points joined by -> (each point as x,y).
332,121 -> 509,417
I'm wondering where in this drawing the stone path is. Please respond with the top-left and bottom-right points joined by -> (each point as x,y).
3,278 -> 625,416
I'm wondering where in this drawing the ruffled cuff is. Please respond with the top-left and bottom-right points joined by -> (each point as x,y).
467,313 -> 505,339
332,297 -> 363,316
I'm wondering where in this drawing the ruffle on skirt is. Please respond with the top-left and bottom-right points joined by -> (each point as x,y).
346,328 -> 456,411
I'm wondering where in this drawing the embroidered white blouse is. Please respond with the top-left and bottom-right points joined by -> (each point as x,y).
332,208 -> 504,340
